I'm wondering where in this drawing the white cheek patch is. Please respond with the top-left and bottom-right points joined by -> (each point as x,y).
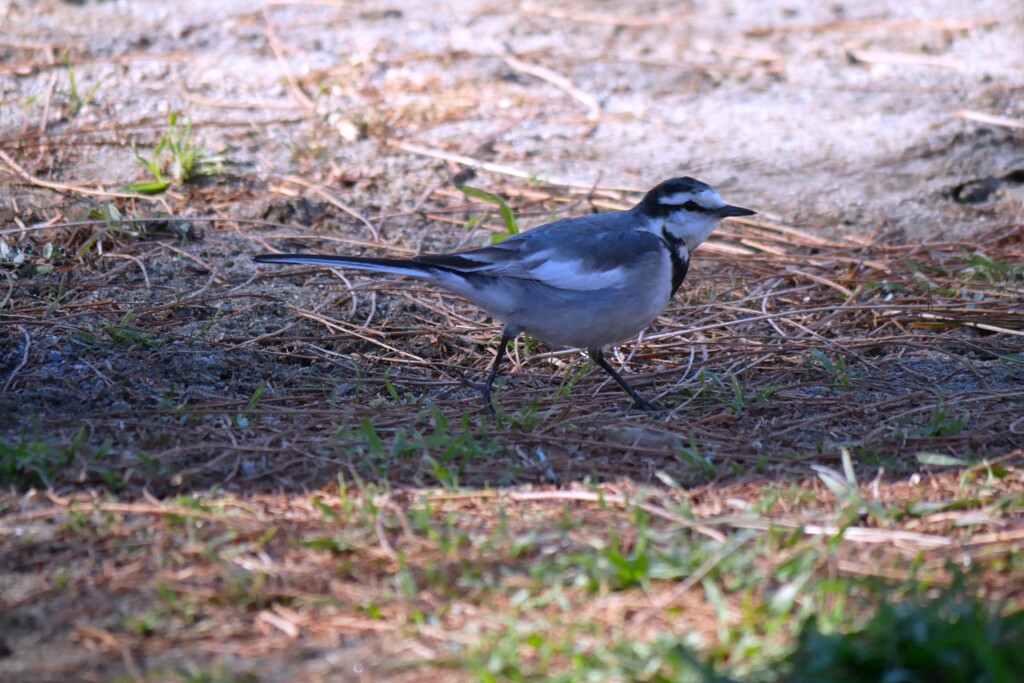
666,212 -> 720,249
527,259 -> 628,291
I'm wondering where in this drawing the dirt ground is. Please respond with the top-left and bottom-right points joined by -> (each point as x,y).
2,1 -> 1023,681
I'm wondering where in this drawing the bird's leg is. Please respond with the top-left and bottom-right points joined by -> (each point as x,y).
462,328 -> 515,415
589,348 -> 665,411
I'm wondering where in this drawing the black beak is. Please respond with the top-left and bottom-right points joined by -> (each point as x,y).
714,204 -> 756,218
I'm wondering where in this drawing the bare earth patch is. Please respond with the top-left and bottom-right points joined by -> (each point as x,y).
1,1 -> 1023,681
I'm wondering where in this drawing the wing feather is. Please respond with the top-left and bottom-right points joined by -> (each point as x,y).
260,209 -> 666,293
434,215 -> 665,291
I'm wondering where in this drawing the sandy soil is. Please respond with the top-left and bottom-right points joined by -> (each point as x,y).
4,1 -> 1024,236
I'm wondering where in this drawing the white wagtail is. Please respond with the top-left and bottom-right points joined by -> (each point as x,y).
255,177 -> 754,411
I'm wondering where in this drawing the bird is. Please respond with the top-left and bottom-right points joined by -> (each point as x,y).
255,177 -> 755,412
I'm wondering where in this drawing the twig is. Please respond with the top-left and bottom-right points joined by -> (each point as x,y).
257,609 -> 301,638
785,266 -> 854,299
632,531 -> 754,626
519,1 -> 682,27
726,517 -> 953,549
183,93 -> 305,111
38,72 -> 57,136
103,253 -> 151,288
848,50 -> 964,71
0,270 -> 13,308
180,264 -> 221,303
895,311 -> 1024,337
501,45 -> 602,122
746,16 -> 998,36
374,504 -> 398,561
154,242 -> 226,282
261,8 -> 316,110
730,218 -> 850,248
12,493 -> 258,527
228,295 -> 334,349
954,110 -> 1024,131
0,148 -> 158,201
396,141 -> 638,192
503,489 -> 726,542
289,304 -> 427,362
3,326 -> 30,391
280,175 -> 381,242
0,50 -> 192,77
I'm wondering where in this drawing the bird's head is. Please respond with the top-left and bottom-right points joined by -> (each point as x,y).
637,177 -> 755,251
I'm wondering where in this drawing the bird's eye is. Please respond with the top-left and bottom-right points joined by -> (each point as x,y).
682,200 -> 700,211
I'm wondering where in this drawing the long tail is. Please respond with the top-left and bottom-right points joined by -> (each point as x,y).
254,253 -> 437,279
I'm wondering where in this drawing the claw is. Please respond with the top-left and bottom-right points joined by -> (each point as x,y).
633,398 -> 668,412
460,376 -> 497,416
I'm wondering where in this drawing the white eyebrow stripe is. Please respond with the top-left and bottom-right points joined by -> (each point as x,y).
658,192 -> 692,205
659,188 -> 724,209
526,258 -> 628,290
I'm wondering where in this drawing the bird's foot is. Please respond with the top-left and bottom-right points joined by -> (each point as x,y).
459,376 -> 482,392
459,376 -> 498,416
632,398 -> 669,412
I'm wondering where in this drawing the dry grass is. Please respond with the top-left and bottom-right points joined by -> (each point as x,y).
2,177 -> 1023,681
2,1 -> 1023,679
3,189 -> 1022,487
